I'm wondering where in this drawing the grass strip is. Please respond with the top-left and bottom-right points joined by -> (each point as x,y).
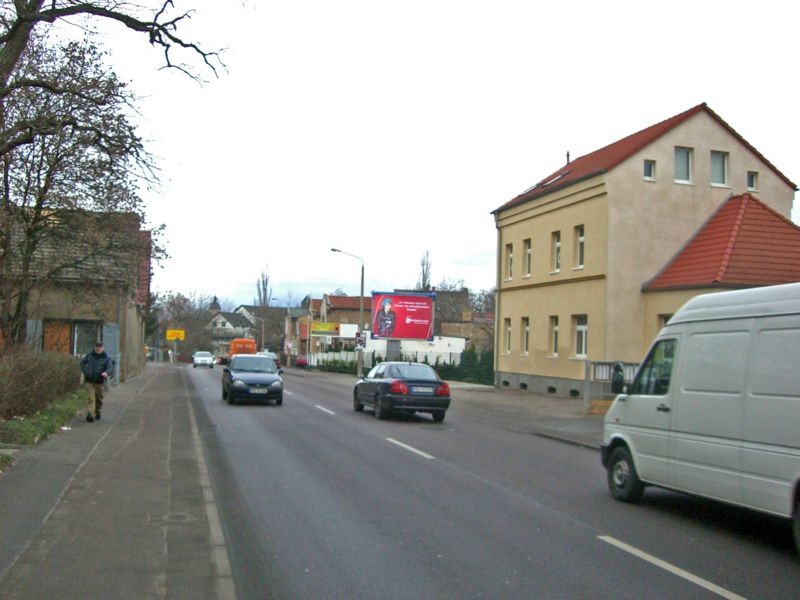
0,389 -> 88,447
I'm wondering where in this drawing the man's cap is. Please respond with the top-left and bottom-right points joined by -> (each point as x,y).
95,341 -> 104,346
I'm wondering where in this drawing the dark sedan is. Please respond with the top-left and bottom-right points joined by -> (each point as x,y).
222,354 -> 284,405
353,361 -> 450,422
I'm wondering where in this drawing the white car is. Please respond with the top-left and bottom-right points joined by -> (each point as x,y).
192,351 -> 214,368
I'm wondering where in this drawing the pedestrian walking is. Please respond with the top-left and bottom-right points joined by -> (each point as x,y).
80,341 -> 114,422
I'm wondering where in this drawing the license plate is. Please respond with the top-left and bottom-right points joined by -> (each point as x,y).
250,388 -> 268,394
411,386 -> 433,394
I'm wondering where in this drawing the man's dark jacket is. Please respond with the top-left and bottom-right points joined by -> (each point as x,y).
81,351 -> 114,384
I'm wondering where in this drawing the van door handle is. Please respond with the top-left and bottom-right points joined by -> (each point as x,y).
656,404 -> 671,413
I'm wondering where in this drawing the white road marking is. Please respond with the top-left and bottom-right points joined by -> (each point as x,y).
315,405 -> 336,415
284,390 -> 294,395
386,438 -> 435,460
598,536 -> 747,600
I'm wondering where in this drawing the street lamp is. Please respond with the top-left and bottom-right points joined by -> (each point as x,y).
331,247 -> 365,377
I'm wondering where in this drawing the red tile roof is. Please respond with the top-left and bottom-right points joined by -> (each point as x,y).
493,103 -> 796,213
326,295 -> 373,310
643,193 -> 800,291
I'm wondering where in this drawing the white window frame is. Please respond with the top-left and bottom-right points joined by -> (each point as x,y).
747,171 -> 759,191
503,318 -> 511,354
710,150 -> 729,187
524,238 -> 532,276
550,316 -> 559,356
551,231 -> 561,273
574,314 -> 588,358
521,317 -> 530,355
574,225 -> 585,269
674,147 -> 693,183
643,159 -> 656,181
505,243 -> 513,280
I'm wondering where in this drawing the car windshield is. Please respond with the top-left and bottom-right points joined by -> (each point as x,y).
388,363 -> 438,380
195,352 -> 211,357
231,355 -> 277,373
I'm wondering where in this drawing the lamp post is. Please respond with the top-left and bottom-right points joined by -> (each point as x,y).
331,247 -> 365,377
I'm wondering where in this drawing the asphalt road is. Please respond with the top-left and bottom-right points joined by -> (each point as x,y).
187,366 -> 800,600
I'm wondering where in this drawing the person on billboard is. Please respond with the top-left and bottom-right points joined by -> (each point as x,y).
376,297 -> 396,337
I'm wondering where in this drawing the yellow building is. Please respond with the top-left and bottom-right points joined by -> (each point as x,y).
492,103 -> 797,396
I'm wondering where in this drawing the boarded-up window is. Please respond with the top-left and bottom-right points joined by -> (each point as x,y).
43,321 -> 71,353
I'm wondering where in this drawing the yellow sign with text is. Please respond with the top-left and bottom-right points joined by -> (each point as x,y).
310,321 -> 340,336
165,329 -> 185,341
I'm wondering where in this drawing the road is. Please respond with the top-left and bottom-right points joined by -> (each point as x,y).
187,366 -> 800,599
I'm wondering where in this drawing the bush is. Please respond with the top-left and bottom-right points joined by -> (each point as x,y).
0,350 -> 83,420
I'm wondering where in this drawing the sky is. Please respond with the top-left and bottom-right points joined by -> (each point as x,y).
90,0 -> 800,308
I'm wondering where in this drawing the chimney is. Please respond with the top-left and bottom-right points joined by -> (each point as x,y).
566,151 -> 570,164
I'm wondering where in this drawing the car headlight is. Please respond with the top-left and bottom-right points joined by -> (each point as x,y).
270,381 -> 283,390
232,380 -> 247,388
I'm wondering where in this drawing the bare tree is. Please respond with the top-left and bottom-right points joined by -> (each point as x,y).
0,34 -> 157,345
416,250 -> 431,291
254,265 -> 272,307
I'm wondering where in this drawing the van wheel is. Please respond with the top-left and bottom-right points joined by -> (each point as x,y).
607,446 -> 644,502
794,498 -> 800,556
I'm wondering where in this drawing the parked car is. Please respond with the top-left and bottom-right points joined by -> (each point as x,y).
256,350 -> 281,369
294,354 -> 308,368
192,351 -> 214,368
222,354 -> 284,405
353,361 -> 450,422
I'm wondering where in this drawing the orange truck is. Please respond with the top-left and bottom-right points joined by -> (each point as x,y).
222,338 -> 257,363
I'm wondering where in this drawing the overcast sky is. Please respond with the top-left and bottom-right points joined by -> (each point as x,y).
97,0 -> 799,308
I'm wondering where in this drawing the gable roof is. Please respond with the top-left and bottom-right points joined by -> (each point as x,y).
324,295 -> 373,311
493,103 -> 797,214
211,311 -> 253,329
643,193 -> 800,291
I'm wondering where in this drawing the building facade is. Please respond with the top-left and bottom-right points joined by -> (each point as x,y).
492,104 -> 797,396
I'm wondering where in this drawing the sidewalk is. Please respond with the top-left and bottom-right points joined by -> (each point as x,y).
0,364 -> 231,600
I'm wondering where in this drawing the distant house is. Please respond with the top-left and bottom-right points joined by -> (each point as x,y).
235,305 -> 287,351
206,311 -> 255,357
492,103 -> 797,396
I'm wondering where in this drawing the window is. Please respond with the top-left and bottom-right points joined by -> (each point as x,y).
521,317 -> 530,354
629,338 -> 676,395
549,316 -> 559,355
504,318 -> 511,353
643,159 -> 656,180
574,225 -> 585,269
551,231 -> 561,272
674,147 -> 692,183
574,314 -> 588,357
505,243 -> 513,280
747,171 -> 759,191
524,238 -> 532,276
710,151 -> 728,186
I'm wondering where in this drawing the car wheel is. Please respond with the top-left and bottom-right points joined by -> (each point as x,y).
276,394 -> 283,406
374,396 -> 389,420
222,386 -> 227,400
432,410 -> 446,423
607,446 -> 644,502
209,365 -> 213,369
193,364 -> 197,368
353,390 -> 364,412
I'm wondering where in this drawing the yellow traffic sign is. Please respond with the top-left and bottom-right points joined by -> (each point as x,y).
165,329 -> 185,341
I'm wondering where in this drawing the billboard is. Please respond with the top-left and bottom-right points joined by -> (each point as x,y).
310,321 -> 340,336
371,291 -> 435,341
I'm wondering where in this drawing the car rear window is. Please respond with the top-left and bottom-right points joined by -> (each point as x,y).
391,364 -> 438,380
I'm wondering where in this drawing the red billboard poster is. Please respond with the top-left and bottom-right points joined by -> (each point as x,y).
371,292 -> 436,340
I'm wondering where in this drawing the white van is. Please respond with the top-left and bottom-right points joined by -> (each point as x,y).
601,283 -> 800,552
